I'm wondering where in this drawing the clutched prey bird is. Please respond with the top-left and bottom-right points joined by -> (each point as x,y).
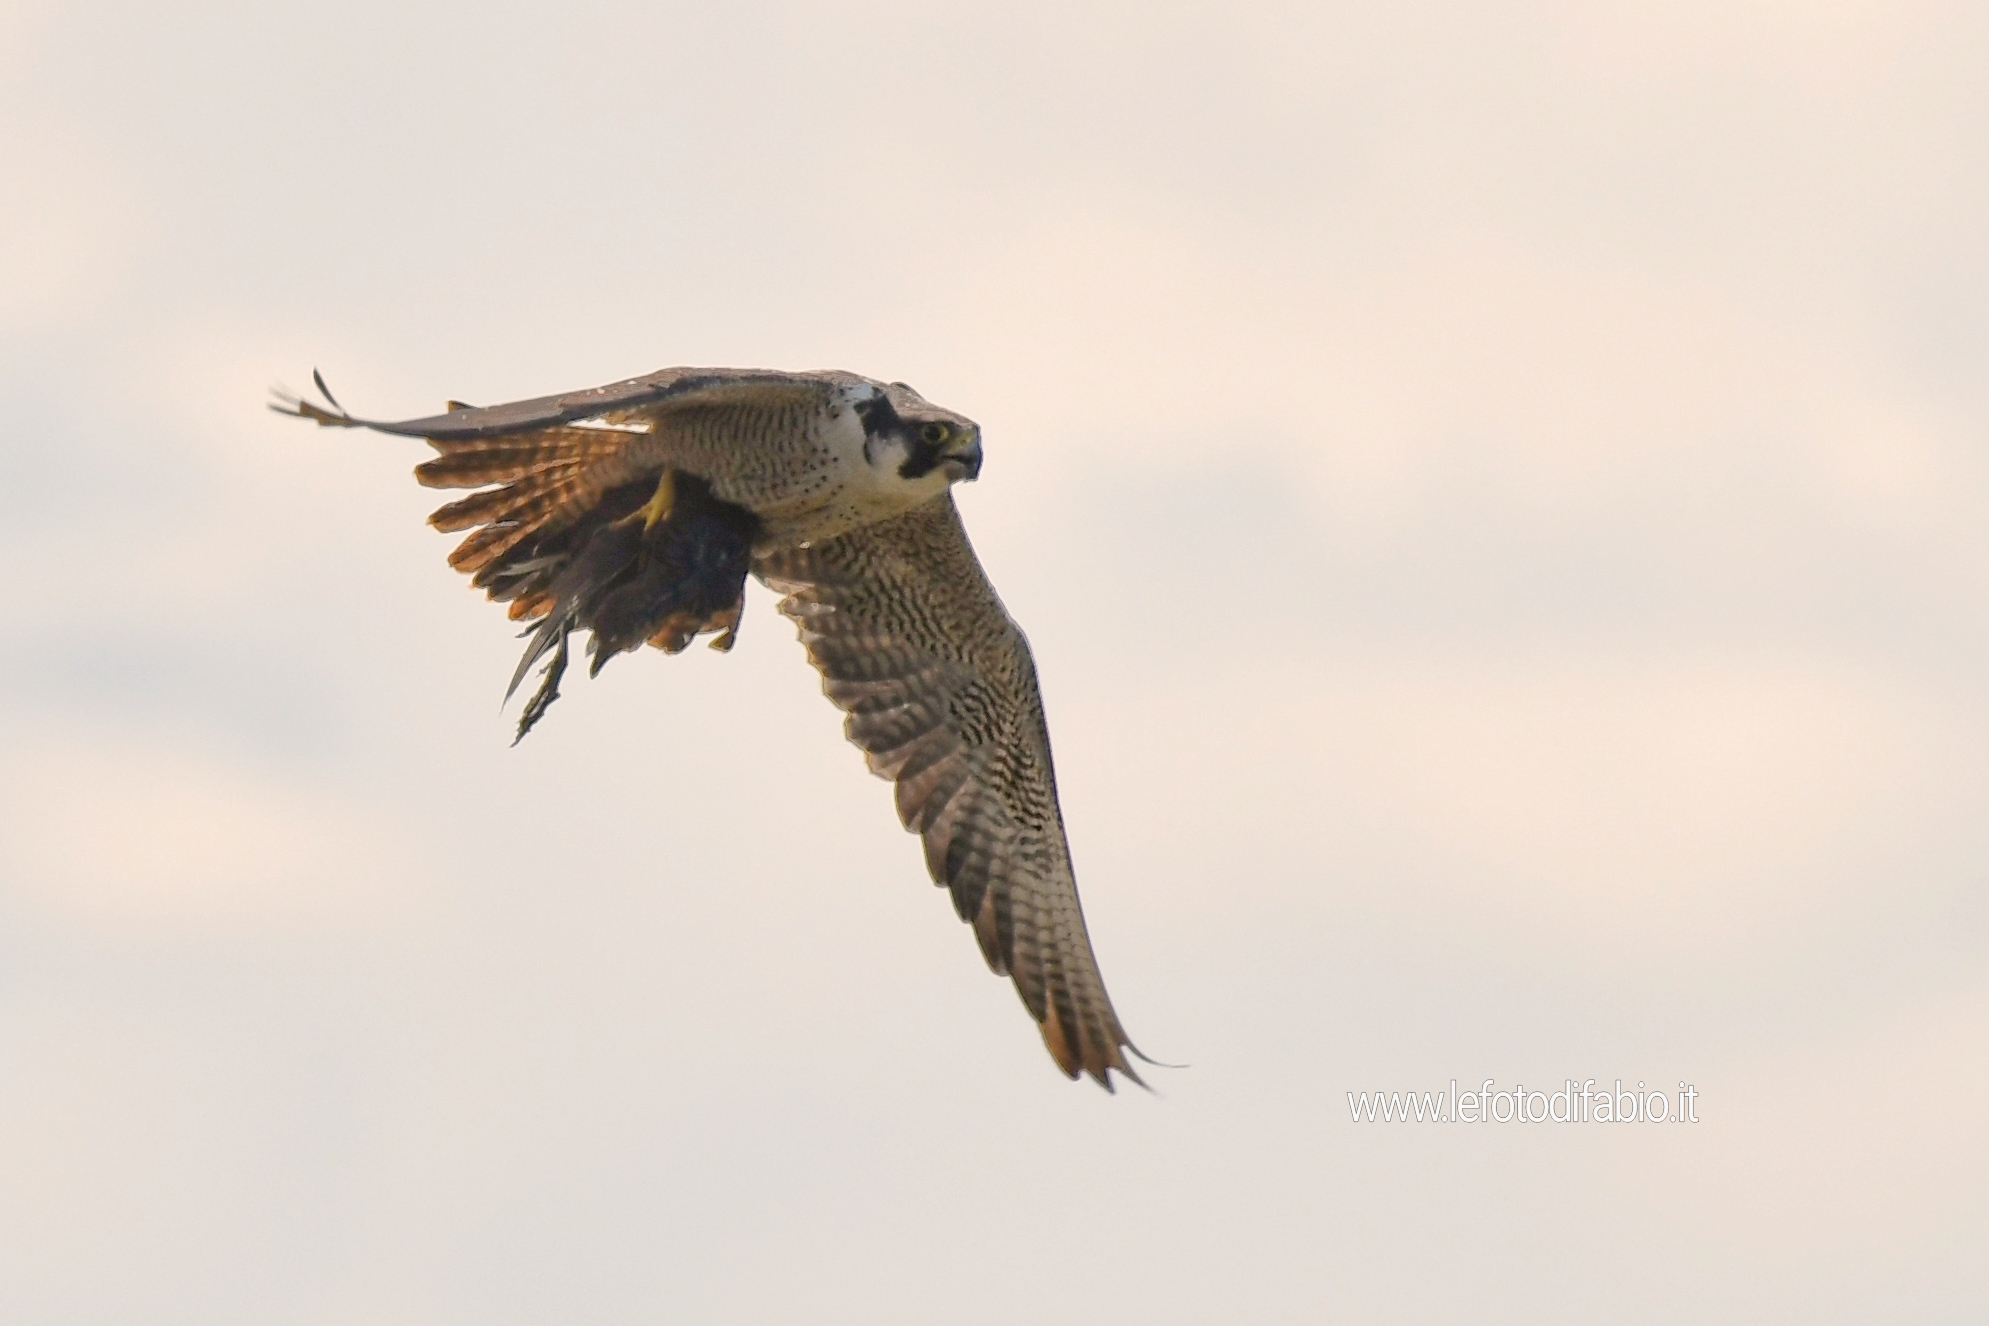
274,366 -> 1149,1089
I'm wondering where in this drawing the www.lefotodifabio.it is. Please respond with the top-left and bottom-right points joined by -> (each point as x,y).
1347,1080 -> 1700,1123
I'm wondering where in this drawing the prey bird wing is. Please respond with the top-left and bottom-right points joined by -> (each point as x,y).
758,495 -> 1146,1089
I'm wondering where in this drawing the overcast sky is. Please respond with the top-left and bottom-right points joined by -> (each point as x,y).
3,1 -> 1985,1322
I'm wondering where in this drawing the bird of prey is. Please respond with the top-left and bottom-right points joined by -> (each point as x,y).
274,366 -> 1149,1089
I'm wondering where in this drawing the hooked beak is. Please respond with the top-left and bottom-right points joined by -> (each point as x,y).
942,429 -> 983,482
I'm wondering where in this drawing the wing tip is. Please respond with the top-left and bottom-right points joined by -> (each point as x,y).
1039,1007 -> 1164,1094
1093,1042 -> 1158,1094
269,368 -> 361,428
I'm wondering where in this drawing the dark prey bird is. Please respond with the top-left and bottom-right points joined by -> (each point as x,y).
274,366 -> 1149,1089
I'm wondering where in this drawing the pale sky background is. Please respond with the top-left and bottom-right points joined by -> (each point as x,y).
3,1 -> 1986,1321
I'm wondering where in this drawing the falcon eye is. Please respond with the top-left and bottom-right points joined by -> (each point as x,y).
920,423 -> 950,445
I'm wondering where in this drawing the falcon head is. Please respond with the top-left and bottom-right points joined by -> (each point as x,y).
857,381 -> 983,486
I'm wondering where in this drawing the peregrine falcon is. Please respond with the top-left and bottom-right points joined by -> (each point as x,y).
274,366 -> 1149,1089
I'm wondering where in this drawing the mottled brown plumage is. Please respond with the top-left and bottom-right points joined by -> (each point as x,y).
760,498 -> 1144,1086
273,366 -> 1148,1089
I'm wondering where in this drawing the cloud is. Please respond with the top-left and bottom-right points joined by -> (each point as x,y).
0,720 -> 418,934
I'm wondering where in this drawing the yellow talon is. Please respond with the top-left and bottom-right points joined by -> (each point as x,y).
636,469 -> 677,531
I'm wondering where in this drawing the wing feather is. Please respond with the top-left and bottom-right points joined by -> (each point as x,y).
757,494 -> 1146,1089
275,365 -> 827,441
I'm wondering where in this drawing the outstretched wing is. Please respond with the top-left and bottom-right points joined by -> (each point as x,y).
274,365 -> 820,443
757,495 -> 1146,1089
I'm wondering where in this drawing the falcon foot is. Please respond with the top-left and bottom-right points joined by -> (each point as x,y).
506,471 -> 761,742
624,469 -> 677,532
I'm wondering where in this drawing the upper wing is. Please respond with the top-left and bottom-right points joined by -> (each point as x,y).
272,368 -> 826,621
756,494 -> 1146,1089
273,365 -> 823,442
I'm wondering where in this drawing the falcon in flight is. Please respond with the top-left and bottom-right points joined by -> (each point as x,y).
274,366 -> 1149,1089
